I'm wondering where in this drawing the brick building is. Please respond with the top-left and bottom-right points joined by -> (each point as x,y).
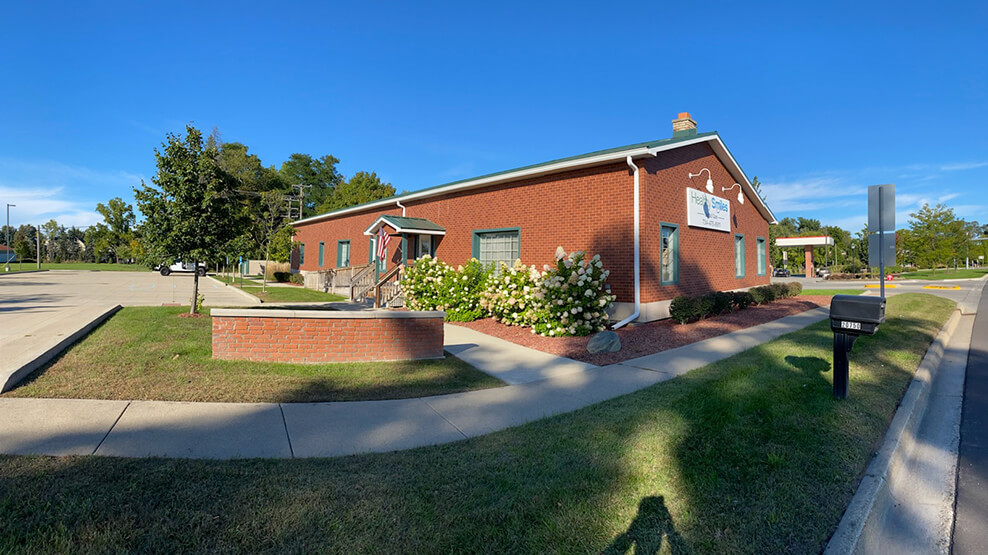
291,113 -> 777,322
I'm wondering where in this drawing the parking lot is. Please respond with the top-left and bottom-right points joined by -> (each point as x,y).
0,270 -> 255,389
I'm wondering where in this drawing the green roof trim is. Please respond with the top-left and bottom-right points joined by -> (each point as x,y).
380,215 -> 446,232
297,131 -> 722,224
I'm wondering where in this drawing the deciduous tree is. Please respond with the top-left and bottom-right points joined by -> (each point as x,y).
134,125 -> 240,313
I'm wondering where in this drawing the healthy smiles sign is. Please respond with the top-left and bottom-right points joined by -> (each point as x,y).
686,188 -> 731,232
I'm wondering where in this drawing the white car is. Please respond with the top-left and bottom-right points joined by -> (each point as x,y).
155,261 -> 207,276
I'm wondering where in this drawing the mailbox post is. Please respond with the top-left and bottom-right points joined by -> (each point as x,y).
829,295 -> 886,399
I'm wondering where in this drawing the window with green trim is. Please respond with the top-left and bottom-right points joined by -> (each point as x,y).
318,242 -> 325,267
735,234 -> 745,278
337,240 -> 350,268
300,244 -> 305,265
472,228 -> 520,268
660,223 -> 679,285
756,237 -> 766,276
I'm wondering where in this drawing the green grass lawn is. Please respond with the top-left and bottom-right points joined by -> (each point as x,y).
211,274 -> 345,302
802,289 -> 864,296
2,262 -> 150,272
0,294 -> 955,553
3,307 -> 501,403
898,267 -> 988,280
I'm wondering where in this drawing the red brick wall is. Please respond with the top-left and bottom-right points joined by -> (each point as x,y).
641,143 -> 770,299
212,313 -> 445,363
293,141 -> 770,304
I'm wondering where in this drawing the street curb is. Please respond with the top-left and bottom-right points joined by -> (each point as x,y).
1,305 -> 122,393
958,276 -> 987,315
0,269 -> 49,277
824,308 -> 962,554
206,275 -> 261,305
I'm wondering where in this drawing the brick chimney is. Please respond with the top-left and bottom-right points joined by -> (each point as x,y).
672,112 -> 697,138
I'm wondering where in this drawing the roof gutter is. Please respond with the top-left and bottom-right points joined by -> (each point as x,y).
612,155 -> 646,329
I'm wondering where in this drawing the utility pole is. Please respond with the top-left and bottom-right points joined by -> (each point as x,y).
291,183 -> 311,220
5,204 -> 14,272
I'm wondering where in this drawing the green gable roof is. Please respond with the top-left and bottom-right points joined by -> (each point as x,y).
380,215 -> 445,232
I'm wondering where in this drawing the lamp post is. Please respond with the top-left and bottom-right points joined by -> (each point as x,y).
5,204 -> 14,272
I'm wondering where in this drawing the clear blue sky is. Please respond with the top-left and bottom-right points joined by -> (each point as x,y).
1,1 -> 985,234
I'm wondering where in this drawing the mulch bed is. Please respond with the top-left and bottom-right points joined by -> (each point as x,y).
450,295 -> 833,366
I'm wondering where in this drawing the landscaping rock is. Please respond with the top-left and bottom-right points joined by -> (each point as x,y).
587,331 -> 621,354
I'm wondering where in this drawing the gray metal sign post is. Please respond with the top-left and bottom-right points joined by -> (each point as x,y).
868,184 -> 896,299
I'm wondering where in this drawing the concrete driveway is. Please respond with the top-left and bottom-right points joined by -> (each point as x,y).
1,270 -> 256,391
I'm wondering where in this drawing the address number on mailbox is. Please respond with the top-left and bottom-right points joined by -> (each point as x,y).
839,321 -> 862,331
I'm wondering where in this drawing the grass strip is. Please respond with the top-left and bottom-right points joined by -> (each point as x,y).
0,294 -> 954,553
898,268 -> 988,280
3,307 -> 501,403
802,289 -> 863,296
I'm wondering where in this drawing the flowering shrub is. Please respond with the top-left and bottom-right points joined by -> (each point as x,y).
479,259 -> 541,327
403,255 -> 454,312
445,259 -> 491,321
403,256 -> 491,321
530,250 -> 616,337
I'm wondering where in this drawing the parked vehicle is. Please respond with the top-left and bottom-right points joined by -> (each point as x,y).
155,261 -> 207,276
773,267 -> 791,277
817,267 -> 832,278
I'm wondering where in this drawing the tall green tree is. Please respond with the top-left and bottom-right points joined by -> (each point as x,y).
279,153 -> 343,219
319,171 -> 396,213
134,125 -> 240,313
906,203 -> 965,274
95,197 -> 136,263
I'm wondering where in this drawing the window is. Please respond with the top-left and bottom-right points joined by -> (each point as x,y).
472,228 -> 520,268
337,240 -> 350,268
416,235 -> 433,258
660,223 -> 679,285
756,237 -> 766,276
318,242 -> 325,267
300,244 -> 305,265
735,234 -> 745,278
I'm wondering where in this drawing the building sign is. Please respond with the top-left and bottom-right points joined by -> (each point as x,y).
686,188 -> 731,232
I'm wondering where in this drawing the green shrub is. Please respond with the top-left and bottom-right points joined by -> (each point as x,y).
670,295 -> 702,324
703,291 -> 732,315
289,273 -> 304,285
752,285 -> 775,303
770,283 -> 790,299
273,271 -> 291,283
403,256 -> 455,313
444,259 -> 492,322
730,291 -> 755,310
787,281 -> 803,296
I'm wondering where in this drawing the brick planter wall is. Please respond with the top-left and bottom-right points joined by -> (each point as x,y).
211,309 -> 445,364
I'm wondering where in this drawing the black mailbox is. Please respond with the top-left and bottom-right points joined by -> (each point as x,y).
830,295 -> 886,336
830,294 -> 887,399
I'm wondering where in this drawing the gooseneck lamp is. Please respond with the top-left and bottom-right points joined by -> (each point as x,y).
722,183 -> 745,205
688,168 -> 715,193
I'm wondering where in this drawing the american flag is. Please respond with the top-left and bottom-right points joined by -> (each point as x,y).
376,227 -> 391,259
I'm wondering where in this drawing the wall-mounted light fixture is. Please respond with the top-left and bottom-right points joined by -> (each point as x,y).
688,168 -> 715,193
722,183 -> 744,204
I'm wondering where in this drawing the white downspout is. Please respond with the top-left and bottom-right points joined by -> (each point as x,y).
396,200 -> 406,216
613,155 -> 641,329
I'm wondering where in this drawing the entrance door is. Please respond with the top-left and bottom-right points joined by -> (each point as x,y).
416,235 -> 433,258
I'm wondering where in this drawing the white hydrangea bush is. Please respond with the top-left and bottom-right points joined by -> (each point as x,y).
531,249 -> 616,337
403,255 -> 454,312
479,259 -> 541,326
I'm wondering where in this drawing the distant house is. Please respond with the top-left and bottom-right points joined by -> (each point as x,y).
0,245 -> 16,264
291,113 -> 777,322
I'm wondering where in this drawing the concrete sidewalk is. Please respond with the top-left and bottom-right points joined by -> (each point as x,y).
0,308 -> 830,459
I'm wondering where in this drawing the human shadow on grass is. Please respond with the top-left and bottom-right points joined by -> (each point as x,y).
603,496 -> 688,555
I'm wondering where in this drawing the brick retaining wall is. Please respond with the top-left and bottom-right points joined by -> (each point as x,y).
211,309 -> 445,364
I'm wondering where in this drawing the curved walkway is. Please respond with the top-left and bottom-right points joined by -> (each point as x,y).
0,309 -> 829,459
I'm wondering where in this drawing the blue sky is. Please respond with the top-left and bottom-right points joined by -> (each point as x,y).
1,1 -> 986,233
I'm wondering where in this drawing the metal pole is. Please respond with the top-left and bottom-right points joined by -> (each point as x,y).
5,204 -> 13,272
833,333 -> 850,399
36,225 -> 40,269
878,192 -> 885,299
